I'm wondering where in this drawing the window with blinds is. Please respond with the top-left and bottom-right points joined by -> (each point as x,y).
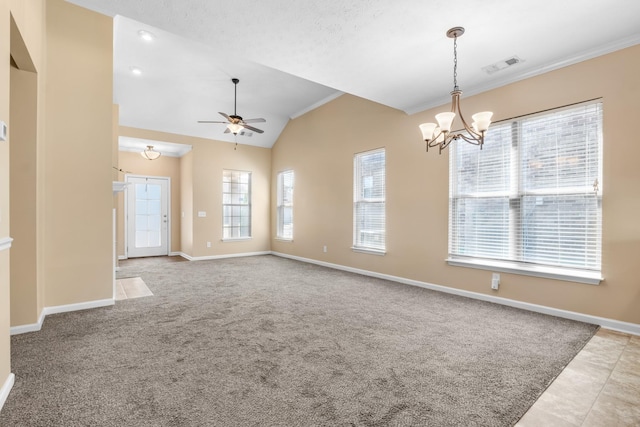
449,101 -> 602,277
222,170 -> 251,240
353,148 -> 386,253
277,170 -> 294,240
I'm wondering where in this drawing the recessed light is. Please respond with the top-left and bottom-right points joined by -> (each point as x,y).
137,30 -> 155,42
129,66 -> 142,75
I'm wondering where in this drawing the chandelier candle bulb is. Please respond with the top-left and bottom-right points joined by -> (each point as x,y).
419,123 -> 438,141
472,112 -> 493,132
435,112 -> 456,132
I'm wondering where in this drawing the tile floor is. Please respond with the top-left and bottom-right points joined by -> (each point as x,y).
114,277 -> 153,300
517,328 -> 640,426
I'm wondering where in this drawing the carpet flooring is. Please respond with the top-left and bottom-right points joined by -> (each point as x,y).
1,255 -> 598,426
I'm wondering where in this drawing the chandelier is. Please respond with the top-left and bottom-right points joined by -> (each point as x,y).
140,145 -> 161,160
419,27 -> 493,154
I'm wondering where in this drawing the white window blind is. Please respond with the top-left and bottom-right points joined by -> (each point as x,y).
449,101 -> 602,275
354,148 -> 386,252
277,170 -> 294,240
222,170 -> 251,240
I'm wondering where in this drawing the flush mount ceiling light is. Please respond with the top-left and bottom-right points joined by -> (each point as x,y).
419,27 -> 493,154
137,30 -> 155,41
140,145 -> 161,160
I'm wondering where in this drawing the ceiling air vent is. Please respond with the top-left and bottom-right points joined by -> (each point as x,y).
482,56 -> 524,75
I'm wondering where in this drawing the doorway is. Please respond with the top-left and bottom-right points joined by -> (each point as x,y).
125,175 -> 170,258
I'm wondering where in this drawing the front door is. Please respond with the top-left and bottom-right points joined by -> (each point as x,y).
126,176 -> 169,258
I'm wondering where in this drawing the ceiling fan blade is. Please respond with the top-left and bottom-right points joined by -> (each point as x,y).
223,127 -> 231,134
242,118 -> 266,123
198,120 -> 229,124
240,123 -> 264,134
219,112 -> 231,120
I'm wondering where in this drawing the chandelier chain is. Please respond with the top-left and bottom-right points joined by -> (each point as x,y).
453,35 -> 458,90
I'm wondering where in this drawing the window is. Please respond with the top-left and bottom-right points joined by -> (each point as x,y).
449,101 -> 603,284
353,148 -> 386,253
277,170 -> 294,240
222,170 -> 251,240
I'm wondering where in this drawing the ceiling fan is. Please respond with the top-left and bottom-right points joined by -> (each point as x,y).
198,78 -> 266,135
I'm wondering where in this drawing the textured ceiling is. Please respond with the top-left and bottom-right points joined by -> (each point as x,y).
67,0 -> 640,148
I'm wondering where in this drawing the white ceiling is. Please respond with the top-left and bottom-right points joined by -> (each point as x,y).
67,0 -> 640,149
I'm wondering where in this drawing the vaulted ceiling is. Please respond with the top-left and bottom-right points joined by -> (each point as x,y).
67,0 -> 640,149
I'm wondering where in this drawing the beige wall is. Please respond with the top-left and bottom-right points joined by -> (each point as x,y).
116,151 -> 182,256
1,0 -> 45,401
272,44 -> 640,325
191,139 -> 271,258
1,0 -> 13,388
42,0 -> 113,306
180,151 -> 194,255
2,0 -> 113,401
9,65 -> 38,326
119,126 -> 271,258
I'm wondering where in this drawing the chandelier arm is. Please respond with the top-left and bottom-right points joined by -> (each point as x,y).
440,136 -> 454,154
427,134 -> 456,154
457,132 -> 484,146
452,91 -> 482,139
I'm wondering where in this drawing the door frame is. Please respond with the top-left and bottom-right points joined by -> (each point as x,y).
124,174 -> 171,259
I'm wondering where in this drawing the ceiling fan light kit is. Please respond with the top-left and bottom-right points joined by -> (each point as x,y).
419,26 -> 493,154
198,78 -> 266,136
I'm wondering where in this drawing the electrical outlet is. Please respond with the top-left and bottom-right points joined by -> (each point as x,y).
206,242 -> 211,248
491,273 -> 500,290
323,245 -> 327,253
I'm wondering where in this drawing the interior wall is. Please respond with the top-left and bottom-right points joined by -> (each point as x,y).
180,151 -> 193,256
191,139 -> 271,258
119,126 -> 271,259
1,0 -> 45,404
42,0 -> 113,306
116,151 -> 182,256
0,0 -> 10,394
9,65 -> 38,326
272,44 -> 640,326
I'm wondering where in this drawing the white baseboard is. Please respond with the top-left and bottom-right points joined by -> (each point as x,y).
9,310 -> 46,335
10,298 -> 114,336
0,373 -> 15,413
121,252 -> 188,259
272,252 -> 640,336
178,251 -> 271,262
0,237 -> 13,252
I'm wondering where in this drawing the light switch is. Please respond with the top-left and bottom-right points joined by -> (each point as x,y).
0,121 -> 6,141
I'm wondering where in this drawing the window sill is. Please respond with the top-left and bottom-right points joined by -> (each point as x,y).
274,237 -> 293,242
351,247 -> 386,256
446,257 -> 602,285
221,237 -> 252,242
